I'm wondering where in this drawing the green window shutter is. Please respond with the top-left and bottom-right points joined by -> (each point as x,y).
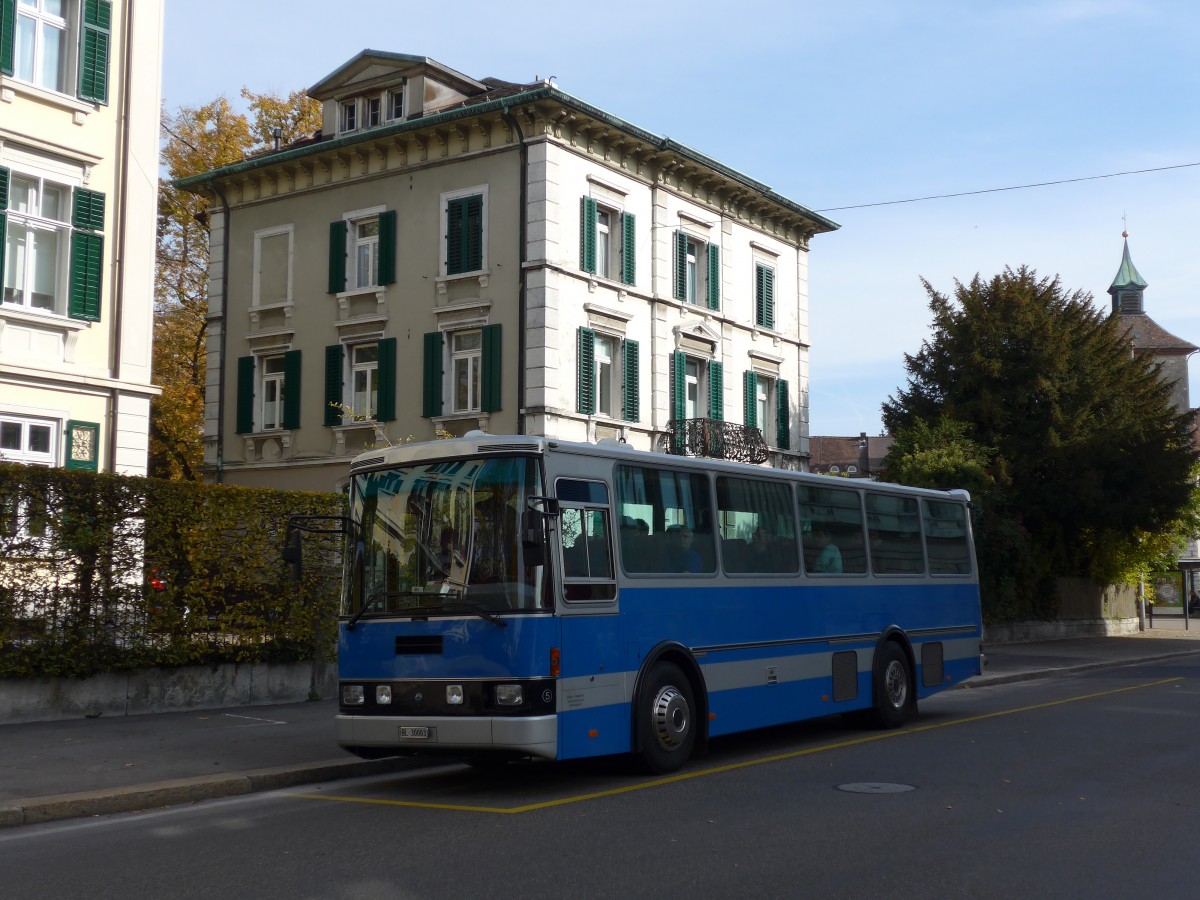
709,361 -> 723,421
576,327 -> 596,415
481,324 -> 501,413
65,421 -> 100,471
621,212 -> 636,285
756,264 -> 775,329
670,351 -> 686,421
282,349 -> 302,429
706,243 -> 720,309
73,188 -> 105,231
235,356 -> 255,434
323,345 -> 343,426
327,220 -> 346,293
377,210 -> 396,285
446,195 -> 483,275
376,338 -> 397,422
422,332 -> 443,418
776,379 -> 790,450
622,338 -> 639,422
68,231 -> 103,321
580,196 -> 597,274
465,194 -> 483,272
744,370 -> 758,429
1,0 -> 15,76
673,231 -> 687,301
78,0 -> 112,104
670,351 -> 686,453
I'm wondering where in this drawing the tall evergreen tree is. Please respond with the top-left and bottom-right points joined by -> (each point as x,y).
883,267 -> 1197,608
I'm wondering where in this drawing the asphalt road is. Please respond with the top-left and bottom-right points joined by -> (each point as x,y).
5,657 -> 1199,900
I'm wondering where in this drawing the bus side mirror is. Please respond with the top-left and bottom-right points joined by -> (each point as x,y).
522,508 -> 549,568
282,527 -> 303,581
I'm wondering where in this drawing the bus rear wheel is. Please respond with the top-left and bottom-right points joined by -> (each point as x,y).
872,642 -> 914,729
639,662 -> 696,774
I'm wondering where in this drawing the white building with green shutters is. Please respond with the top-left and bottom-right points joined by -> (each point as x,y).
177,51 -> 838,491
0,0 -> 163,474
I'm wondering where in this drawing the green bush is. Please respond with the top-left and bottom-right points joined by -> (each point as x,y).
0,463 -> 344,678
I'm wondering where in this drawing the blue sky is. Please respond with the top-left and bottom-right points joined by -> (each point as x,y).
162,0 -> 1200,436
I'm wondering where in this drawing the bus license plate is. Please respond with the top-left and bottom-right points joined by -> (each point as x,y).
399,726 -> 430,740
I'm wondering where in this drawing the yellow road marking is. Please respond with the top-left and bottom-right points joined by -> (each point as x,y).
293,676 -> 1182,815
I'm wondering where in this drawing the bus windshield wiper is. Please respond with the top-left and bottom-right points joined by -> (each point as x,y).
411,603 -> 508,628
346,591 -> 505,628
346,589 -> 411,630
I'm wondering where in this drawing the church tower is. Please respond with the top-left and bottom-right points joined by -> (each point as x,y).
1108,233 -> 1196,413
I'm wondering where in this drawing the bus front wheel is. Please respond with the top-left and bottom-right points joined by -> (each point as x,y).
872,642 -> 914,729
639,662 -> 696,774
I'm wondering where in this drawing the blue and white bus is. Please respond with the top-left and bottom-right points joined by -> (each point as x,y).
314,432 -> 982,773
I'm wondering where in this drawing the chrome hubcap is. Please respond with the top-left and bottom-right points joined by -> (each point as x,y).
652,685 -> 690,751
884,659 -> 908,709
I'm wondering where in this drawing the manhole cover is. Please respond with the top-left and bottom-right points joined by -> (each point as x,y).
836,782 -> 916,794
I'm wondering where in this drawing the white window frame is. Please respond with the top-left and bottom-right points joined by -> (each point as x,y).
450,329 -> 483,414
340,99 -> 358,133
387,87 -> 405,121
0,413 -> 58,466
340,205 -> 385,292
3,169 -> 73,316
364,96 -> 381,128
685,358 -> 704,419
349,342 -> 380,420
756,374 -> 774,445
251,224 -> 294,307
438,184 -> 489,280
259,355 -> 286,431
594,332 -> 618,418
12,0 -> 72,95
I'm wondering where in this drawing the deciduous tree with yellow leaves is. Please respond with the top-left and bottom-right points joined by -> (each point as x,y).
152,89 -> 320,480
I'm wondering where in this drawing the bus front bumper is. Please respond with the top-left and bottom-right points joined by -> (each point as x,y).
336,714 -> 558,761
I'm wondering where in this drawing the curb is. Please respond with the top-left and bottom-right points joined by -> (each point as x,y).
968,647 -> 1200,688
0,757 -> 410,829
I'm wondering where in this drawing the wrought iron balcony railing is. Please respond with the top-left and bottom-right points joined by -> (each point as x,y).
663,419 -> 769,465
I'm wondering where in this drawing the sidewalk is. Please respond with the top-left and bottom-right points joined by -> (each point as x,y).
3,627 -> 1199,828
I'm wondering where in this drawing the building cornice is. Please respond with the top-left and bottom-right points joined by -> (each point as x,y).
174,86 -> 839,240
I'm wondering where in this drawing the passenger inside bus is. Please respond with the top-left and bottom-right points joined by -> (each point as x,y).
665,525 -> 703,573
806,526 -> 843,574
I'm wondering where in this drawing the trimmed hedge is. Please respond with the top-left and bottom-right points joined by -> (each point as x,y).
0,464 -> 344,678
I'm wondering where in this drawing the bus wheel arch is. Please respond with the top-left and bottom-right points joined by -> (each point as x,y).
871,631 -> 917,729
632,643 -> 707,773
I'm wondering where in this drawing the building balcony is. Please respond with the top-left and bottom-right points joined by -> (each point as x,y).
664,419 -> 768,465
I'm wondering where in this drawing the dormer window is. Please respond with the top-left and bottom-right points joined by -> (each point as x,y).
340,100 -> 357,133
365,97 -> 381,128
388,88 -> 405,121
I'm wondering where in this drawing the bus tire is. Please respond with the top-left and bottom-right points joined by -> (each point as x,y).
639,661 -> 696,774
872,642 -> 914,729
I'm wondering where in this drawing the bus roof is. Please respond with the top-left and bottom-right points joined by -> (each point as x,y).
349,432 -> 970,502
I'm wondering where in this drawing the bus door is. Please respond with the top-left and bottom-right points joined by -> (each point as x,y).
552,477 -> 627,759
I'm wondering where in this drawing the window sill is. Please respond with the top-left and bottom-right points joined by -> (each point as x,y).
243,430 -> 292,462
435,270 -> 490,294
0,76 -> 95,122
0,306 -> 89,331
330,420 -> 389,455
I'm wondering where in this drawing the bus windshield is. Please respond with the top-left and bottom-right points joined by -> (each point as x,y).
343,455 -> 547,617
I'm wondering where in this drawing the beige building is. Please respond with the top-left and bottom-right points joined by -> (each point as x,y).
178,51 -> 838,491
0,0 -> 163,474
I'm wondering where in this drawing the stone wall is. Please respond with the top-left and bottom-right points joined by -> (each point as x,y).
0,661 -> 338,725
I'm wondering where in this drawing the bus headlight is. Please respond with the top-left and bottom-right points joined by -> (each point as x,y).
446,684 -> 464,705
376,685 -> 392,705
495,684 -> 523,706
343,685 -> 364,705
